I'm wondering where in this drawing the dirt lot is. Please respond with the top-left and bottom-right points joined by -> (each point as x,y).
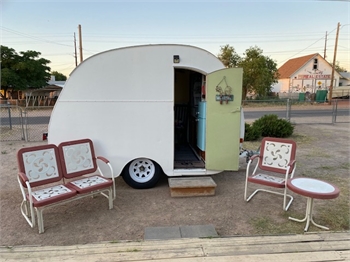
0,106 -> 349,247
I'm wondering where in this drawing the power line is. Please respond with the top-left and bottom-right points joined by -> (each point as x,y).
1,26 -> 73,48
2,24 -> 347,73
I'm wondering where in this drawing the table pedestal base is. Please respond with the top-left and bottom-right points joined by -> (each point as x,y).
288,197 -> 329,232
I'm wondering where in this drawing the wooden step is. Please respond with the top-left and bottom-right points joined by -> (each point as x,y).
168,177 -> 217,197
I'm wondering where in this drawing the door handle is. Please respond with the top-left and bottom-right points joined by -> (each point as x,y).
231,107 -> 240,113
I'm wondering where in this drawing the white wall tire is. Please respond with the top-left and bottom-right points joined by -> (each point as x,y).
122,158 -> 162,189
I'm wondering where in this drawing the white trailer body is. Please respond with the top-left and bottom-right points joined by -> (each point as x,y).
48,44 -> 243,188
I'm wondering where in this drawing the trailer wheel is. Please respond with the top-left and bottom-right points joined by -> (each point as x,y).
122,158 -> 162,189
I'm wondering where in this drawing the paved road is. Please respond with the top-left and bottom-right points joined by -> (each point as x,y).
0,116 -> 50,126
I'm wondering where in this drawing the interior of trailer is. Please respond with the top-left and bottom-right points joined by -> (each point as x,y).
174,68 -> 205,169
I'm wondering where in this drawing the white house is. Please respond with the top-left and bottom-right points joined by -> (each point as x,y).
48,75 -> 65,89
272,53 -> 342,94
339,72 -> 350,86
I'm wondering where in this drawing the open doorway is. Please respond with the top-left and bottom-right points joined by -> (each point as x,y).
174,68 -> 205,169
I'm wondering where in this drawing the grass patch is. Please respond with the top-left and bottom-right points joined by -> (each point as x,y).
340,162 -> 350,169
304,149 -> 331,158
242,141 -> 261,151
251,216 -> 274,234
243,131 -> 314,148
250,215 -> 303,234
319,165 -> 337,171
317,198 -> 350,231
291,132 -> 315,145
300,170 -> 348,183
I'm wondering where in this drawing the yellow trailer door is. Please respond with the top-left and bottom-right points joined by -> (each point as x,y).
205,67 -> 243,171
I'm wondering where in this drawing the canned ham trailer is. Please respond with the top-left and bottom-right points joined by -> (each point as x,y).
48,44 -> 244,189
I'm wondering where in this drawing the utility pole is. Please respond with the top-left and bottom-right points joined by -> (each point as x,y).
328,22 -> 340,105
78,24 -> 83,63
323,31 -> 327,59
74,33 -> 78,67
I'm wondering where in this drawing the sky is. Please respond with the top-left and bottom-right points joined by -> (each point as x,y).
1,0 -> 349,77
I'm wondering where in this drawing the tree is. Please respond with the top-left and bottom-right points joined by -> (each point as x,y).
1,46 -> 20,98
240,46 -> 279,98
217,45 -> 279,100
51,71 -> 67,81
217,44 -> 241,68
1,46 -> 51,98
331,62 -> 347,73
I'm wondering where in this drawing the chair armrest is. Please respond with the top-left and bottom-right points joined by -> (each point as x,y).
246,154 -> 260,170
96,156 -> 116,199
18,172 -> 29,183
249,154 -> 260,162
96,156 -> 109,164
246,154 -> 260,179
17,173 -> 34,203
288,159 -> 296,166
96,157 -> 114,178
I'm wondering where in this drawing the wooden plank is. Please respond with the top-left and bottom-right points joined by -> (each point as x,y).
203,240 -> 350,257
134,233 -> 323,248
169,177 -> 217,197
193,234 -> 323,246
0,250 -> 345,262
169,177 -> 217,188
170,187 -> 216,197
317,231 -> 350,241
339,250 -> 350,260
0,246 -> 205,261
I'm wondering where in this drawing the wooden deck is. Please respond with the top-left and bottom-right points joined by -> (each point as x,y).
1,232 -> 349,261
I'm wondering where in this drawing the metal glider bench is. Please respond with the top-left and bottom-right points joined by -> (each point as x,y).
17,138 -> 116,233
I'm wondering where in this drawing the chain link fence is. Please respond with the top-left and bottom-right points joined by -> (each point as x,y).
0,104 -> 52,142
1,99 -> 348,142
242,99 -> 349,124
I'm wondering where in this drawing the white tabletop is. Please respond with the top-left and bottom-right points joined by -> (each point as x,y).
290,178 -> 335,194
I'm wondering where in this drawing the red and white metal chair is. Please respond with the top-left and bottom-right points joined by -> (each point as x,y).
58,139 -> 116,207
17,144 -> 77,233
244,137 -> 297,211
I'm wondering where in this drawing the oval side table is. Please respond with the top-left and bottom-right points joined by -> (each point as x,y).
287,177 -> 340,232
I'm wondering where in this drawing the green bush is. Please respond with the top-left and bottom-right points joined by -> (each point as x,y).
272,118 -> 295,137
252,114 -> 294,138
244,122 -> 261,141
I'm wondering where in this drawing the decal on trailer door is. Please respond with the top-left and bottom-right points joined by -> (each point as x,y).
215,76 -> 234,104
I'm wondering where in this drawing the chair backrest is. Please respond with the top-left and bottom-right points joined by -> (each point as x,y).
174,104 -> 188,128
17,144 -> 63,187
58,139 -> 97,179
259,137 -> 297,174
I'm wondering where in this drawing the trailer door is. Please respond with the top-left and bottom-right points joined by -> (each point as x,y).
205,68 -> 243,171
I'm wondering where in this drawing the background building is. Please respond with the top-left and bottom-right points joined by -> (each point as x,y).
272,53 -> 341,94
